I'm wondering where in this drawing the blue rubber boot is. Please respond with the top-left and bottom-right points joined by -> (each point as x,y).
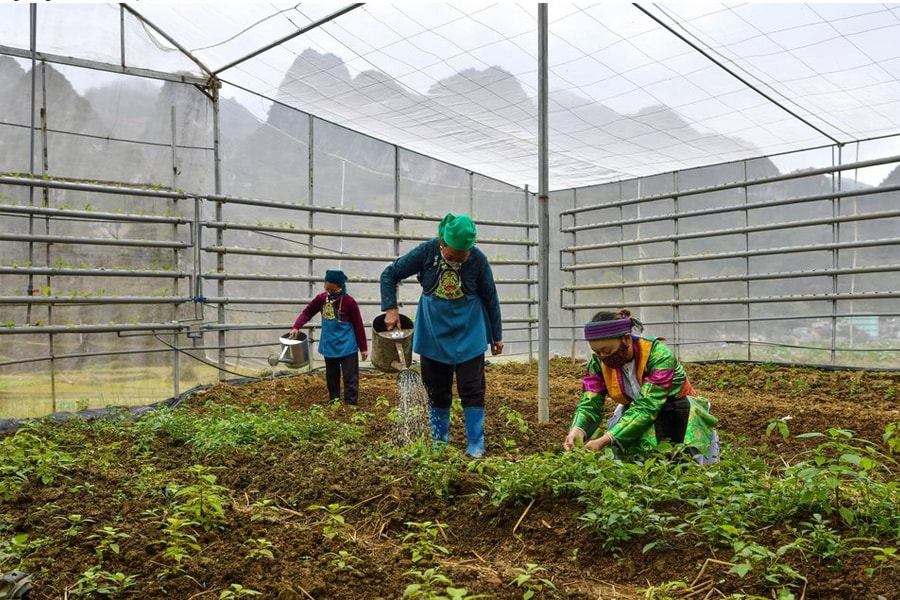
429,407 -> 451,445
463,406 -> 485,458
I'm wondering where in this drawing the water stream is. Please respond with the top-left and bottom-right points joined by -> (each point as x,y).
391,369 -> 430,446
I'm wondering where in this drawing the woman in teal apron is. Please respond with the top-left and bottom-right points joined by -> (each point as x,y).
290,270 -> 368,405
379,214 -> 503,457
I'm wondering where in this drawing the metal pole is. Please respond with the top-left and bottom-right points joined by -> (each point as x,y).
171,105 -> 180,397
26,4 -> 37,328
537,3 -> 550,424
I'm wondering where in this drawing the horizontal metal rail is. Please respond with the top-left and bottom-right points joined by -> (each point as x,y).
0,44 -> 209,87
559,312 -> 898,327
559,154 -> 900,216
200,296 -> 539,306
0,174 -> 191,200
202,272 -> 538,285
562,264 -> 900,291
203,221 -> 537,246
563,237 -> 898,271
0,204 -> 189,224
201,245 -> 539,266
0,267 -> 190,278
561,182 -> 900,234
3,311 -> 881,341
1,233 -> 190,249
562,290 -> 900,310
207,194 -> 537,229
0,296 -> 193,305
0,322 -> 185,335
563,208 -> 900,253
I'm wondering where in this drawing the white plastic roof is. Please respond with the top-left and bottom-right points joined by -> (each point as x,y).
3,2 -> 900,190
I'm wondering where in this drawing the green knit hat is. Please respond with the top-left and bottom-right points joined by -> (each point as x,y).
438,213 -> 477,251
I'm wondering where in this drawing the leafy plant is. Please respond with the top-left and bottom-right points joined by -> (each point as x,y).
403,567 -> 488,600
475,450 -> 589,506
324,549 -> 363,572
68,566 -> 138,597
796,513 -> 849,562
765,416 -> 792,440
248,499 -> 280,523
0,533 -> 33,566
381,440 -> 466,499
860,545 -> 899,576
729,539 -> 808,595
0,428 -> 75,500
510,563 -> 557,599
401,521 -> 450,563
133,403 -> 363,459
56,514 -> 95,538
87,526 -> 130,561
243,538 -> 274,561
307,503 -> 355,541
219,583 -> 263,598
151,516 -> 201,567
884,421 -> 900,455
167,465 -> 229,531
499,405 -> 529,434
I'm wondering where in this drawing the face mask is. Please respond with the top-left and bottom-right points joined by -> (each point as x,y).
439,242 -> 468,271
326,290 -> 343,301
600,340 -> 631,369
441,256 -> 463,271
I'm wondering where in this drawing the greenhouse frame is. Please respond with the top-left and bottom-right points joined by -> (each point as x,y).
1,3 -> 899,419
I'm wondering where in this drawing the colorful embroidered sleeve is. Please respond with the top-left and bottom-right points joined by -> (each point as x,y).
569,356 -> 608,438
607,340 -> 686,447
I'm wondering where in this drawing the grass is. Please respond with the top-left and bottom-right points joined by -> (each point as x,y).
0,364 -> 222,419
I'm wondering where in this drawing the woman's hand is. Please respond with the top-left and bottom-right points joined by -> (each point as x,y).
491,340 -> 504,355
585,433 -> 613,451
361,350 -> 369,361
563,427 -> 585,451
288,328 -> 300,339
384,308 -> 399,330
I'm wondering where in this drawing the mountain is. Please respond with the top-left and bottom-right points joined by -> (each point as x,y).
84,78 -> 160,140
881,164 -> 900,187
0,58 -> 106,174
269,49 -> 782,189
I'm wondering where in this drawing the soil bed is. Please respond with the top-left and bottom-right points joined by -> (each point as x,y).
2,359 -> 899,599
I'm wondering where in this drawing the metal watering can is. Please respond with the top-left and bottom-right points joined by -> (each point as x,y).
371,314 -> 414,372
267,331 -> 310,369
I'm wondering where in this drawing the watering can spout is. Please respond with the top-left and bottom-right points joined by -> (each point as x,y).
393,328 -> 408,371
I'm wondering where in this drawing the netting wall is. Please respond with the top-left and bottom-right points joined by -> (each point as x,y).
0,61 -> 538,419
3,42 -> 900,420
554,146 -> 900,369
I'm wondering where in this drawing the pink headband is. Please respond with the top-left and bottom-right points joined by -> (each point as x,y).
584,318 -> 633,340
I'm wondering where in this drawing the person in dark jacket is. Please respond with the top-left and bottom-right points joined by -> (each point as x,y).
379,213 -> 503,457
289,270 -> 368,405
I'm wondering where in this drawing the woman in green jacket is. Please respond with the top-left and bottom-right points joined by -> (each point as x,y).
564,309 -> 719,463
